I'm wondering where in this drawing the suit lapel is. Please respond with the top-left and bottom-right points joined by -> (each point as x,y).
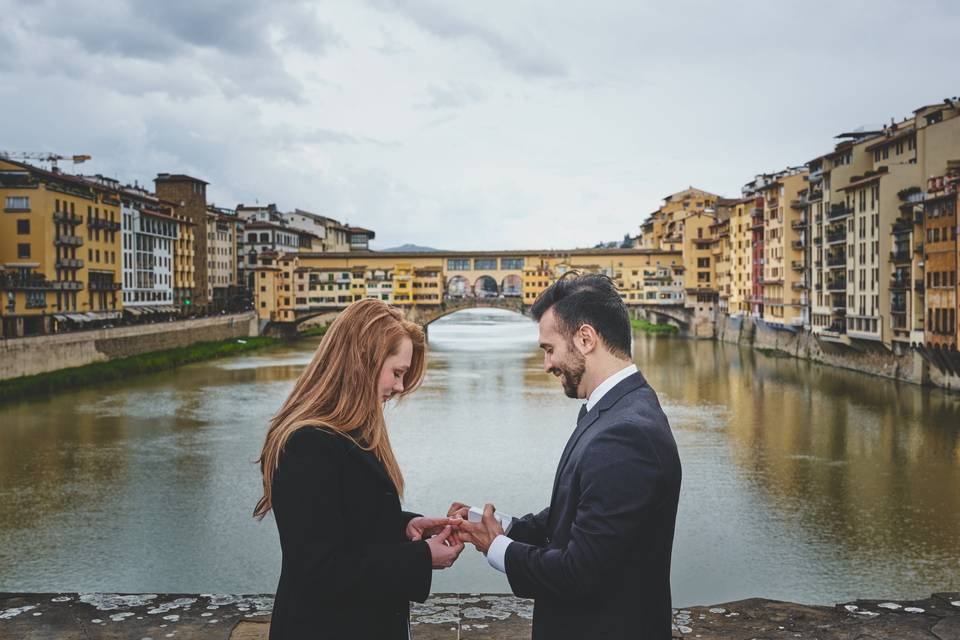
548,372 -> 646,512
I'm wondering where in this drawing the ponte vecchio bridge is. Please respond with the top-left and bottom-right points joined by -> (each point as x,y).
252,247 -> 697,333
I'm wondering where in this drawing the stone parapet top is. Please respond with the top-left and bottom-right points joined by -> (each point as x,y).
1,591 -> 958,639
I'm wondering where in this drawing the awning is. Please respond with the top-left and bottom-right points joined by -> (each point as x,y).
54,314 -> 67,322
125,308 -> 142,316
65,313 -> 87,322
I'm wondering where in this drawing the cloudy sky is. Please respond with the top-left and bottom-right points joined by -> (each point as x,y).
1,1 -> 957,250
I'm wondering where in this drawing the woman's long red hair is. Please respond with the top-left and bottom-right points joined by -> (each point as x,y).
254,299 -> 426,519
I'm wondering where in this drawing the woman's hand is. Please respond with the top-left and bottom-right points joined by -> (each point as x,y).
406,516 -> 462,541
426,525 -> 465,569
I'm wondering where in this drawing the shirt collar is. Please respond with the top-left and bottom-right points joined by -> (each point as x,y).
585,363 -> 638,412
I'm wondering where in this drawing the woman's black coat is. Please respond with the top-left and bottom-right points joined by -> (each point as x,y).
268,426 -> 432,639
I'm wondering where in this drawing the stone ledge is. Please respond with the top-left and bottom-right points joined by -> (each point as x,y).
1,592 -> 957,639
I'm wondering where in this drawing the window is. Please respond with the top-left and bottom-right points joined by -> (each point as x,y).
501,258 -> 524,270
5,196 -> 29,211
447,259 -> 470,271
16,219 -> 29,234
17,243 -> 30,259
474,258 -> 497,270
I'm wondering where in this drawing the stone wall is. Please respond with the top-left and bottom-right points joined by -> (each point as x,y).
711,314 -> 955,389
0,312 -> 259,380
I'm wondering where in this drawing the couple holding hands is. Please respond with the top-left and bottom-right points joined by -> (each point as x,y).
254,274 -> 682,639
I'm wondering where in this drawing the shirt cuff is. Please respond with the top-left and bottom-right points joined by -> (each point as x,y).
486,534 -> 512,574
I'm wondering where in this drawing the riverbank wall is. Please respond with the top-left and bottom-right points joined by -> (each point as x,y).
712,314 -> 960,391
0,312 -> 259,381
1,591 -> 957,639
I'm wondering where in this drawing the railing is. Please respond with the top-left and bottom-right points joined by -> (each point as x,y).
827,204 -> 852,220
53,211 -> 83,224
791,282 -> 806,290
890,275 -> 910,290
827,279 -> 847,291
53,281 -> 83,290
813,236 -> 823,244
826,254 -> 846,267
889,249 -> 912,262
790,199 -> 806,210
791,260 -> 804,271
55,234 -> 84,246
89,281 -> 121,291
56,258 -> 84,269
791,240 -> 804,250
0,273 -> 55,291
791,218 -> 807,229
891,302 -> 907,313
823,322 -> 846,334
892,219 -> 913,234
826,230 -> 846,244
767,199 -> 779,210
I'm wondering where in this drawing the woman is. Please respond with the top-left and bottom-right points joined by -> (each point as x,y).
254,299 -> 463,639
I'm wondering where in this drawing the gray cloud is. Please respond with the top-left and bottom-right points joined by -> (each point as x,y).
371,0 -> 567,79
0,0 -> 339,101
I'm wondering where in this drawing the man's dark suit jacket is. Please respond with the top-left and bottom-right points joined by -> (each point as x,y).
504,370 -> 682,639
269,427 -> 431,639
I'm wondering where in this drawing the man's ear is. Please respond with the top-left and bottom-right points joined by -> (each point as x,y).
573,324 -> 599,355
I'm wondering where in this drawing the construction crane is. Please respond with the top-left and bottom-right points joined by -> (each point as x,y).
0,152 -> 92,171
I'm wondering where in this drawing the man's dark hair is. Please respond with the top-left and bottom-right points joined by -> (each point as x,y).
530,272 -> 631,358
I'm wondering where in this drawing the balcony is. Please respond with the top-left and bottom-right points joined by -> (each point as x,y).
890,275 -> 910,290
791,218 -> 807,230
767,199 -> 779,210
826,230 -> 847,245
915,279 -> 925,292
55,234 -> 84,247
791,282 -> 806,291
892,219 -> 914,234
88,219 -> 122,231
791,240 -> 804,250
814,214 -> 823,224
53,280 -> 84,291
791,260 -> 805,271
808,189 -> 823,201
889,249 -> 912,263
823,322 -> 846,335
56,258 -> 84,269
53,211 -> 83,224
790,199 -> 806,210
89,280 -> 121,292
891,301 -> 907,313
831,298 -> 847,311
827,279 -> 847,291
0,272 -> 55,291
813,236 -> 823,245
914,242 -> 924,254
827,204 -> 852,220
826,253 -> 846,267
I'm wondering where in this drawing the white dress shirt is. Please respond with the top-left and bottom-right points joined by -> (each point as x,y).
486,363 -> 639,573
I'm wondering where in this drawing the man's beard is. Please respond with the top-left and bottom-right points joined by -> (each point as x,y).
552,349 -> 586,399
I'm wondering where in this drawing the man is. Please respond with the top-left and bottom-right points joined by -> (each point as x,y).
453,273 -> 682,639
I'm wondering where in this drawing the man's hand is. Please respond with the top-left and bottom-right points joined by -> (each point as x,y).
406,516 -> 462,542
458,503 -> 504,555
447,502 -> 470,519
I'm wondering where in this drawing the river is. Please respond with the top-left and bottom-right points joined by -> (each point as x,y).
0,308 -> 957,606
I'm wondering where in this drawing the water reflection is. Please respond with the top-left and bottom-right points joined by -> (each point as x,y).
0,310 -> 957,606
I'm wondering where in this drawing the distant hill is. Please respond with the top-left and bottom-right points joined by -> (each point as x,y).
381,243 -> 444,252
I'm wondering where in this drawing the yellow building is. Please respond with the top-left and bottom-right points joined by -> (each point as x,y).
757,168 -> 809,328
726,197 -> 754,316
0,159 -> 123,337
174,212 -> 196,311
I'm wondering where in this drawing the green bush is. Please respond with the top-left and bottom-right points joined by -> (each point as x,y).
631,317 -> 679,334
